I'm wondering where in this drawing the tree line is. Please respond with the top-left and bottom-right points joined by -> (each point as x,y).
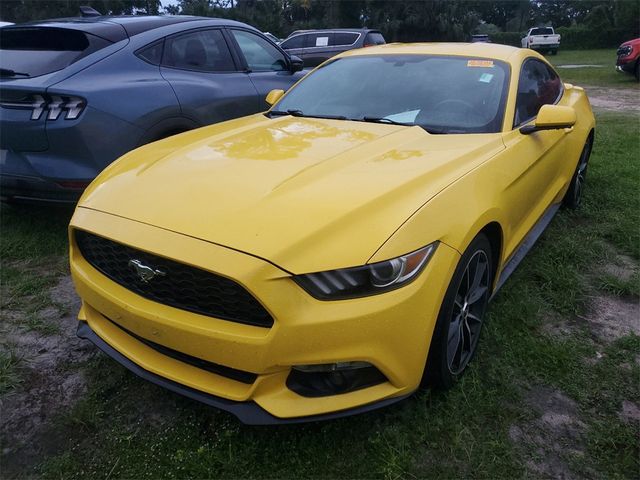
1,0 -> 638,44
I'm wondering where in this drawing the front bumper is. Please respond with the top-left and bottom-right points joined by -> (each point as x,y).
70,207 -> 459,422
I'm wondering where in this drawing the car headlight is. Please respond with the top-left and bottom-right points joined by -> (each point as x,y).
618,45 -> 633,57
293,243 -> 438,300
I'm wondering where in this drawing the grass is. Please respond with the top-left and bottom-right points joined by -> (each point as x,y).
1,52 -> 638,479
547,48 -> 640,87
0,348 -> 23,394
0,205 -> 72,337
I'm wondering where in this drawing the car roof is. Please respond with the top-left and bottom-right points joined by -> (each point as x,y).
338,42 -> 522,62
6,15 -> 245,43
287,27 -> 379,37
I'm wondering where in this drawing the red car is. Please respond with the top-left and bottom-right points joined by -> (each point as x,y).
616,38 -> 640,81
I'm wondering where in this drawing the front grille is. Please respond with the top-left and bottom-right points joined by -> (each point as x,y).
106,316 -> 257,384
75,230 -> 274,328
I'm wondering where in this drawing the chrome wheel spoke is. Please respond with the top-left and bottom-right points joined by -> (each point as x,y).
447,314 -> 463,368
468,285 -> 488,304
467,312 -> 482,324
469,255 -> 486,293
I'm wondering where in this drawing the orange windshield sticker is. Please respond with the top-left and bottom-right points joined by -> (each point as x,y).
467,60 -> 494,68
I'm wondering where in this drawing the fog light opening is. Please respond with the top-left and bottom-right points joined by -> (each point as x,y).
287,362 -> 387,397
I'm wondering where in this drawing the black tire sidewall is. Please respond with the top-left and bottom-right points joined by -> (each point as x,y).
422,233 -> 493,389
563,135 -> 593,209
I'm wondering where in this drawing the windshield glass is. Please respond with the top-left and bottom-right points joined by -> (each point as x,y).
273,55 -> 510,133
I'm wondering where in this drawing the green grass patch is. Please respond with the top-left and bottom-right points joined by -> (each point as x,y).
0,348 -> 23,394
548,49 -> 640,87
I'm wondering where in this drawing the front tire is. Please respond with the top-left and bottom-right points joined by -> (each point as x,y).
563,135 -> 593,209
423,234 -> 493,389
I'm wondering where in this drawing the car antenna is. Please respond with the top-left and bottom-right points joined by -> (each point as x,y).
79,6 -> 102,17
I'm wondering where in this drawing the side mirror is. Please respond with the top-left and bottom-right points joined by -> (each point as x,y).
289,55 -> 304,73
265,89 -> 285,106
520,105 -> 576,134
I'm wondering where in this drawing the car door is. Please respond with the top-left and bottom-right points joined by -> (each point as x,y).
227,28 -> 305,109
159,28 -> 259,126
500,58 -> 568,257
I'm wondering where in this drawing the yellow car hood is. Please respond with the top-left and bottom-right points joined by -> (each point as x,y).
80,114 -> 504,273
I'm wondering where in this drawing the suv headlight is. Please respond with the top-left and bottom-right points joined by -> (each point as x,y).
294,243 -> 437,300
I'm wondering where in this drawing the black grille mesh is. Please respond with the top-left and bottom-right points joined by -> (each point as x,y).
75,230 -> 273,327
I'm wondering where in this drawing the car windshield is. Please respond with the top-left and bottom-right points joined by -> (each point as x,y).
272,55 -> 510,133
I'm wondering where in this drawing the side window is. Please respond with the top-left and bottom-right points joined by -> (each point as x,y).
231,30 -> 288,71
514,59 -> 563,127
281,35 -> 304,50
163,29 -> 235,72
137,40 -> 164,65
333,32 -> 358,46
306,33 -> 333,48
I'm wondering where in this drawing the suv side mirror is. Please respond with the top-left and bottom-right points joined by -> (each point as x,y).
289,55 -> 304,72
266,89 -> 285,106
520,105 -> 576,134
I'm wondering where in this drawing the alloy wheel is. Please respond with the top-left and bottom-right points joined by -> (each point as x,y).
447,250 -> 490,375
573,141 -> 591,206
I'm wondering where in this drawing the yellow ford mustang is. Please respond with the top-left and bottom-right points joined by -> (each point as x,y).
70,43 -> 594,424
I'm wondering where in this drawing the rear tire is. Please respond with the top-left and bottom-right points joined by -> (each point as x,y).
422,234 -> 493,389
551,49 -> 558,55
563,135 -> 593,209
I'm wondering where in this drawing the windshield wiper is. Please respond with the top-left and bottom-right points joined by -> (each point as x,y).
267,109 -> 347,120
360,116 -> 414,126
0,68 -> 30,78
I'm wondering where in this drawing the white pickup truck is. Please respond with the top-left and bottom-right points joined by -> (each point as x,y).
521,27 -> 561,55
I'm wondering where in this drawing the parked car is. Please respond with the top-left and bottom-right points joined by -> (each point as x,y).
262,32 -> 281,44
70,43 -> 595,424
470,34 -> 491,43
0,15 -> 304,203
616,38 -> 640,81
280,28 -> 385,67
521,27 -> 560,55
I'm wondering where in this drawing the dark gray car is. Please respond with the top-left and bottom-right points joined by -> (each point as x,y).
280,28 -> 385,68
0,15 -> 304,203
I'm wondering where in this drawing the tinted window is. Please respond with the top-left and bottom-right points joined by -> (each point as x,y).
281,35 -> 304,50
231,30 -> 287,71
530,28 -> 554,35
163,29 -> 235,72
306,33 -> 333,48
514,59 -> 562,126
274,55 -> 510,134
333,32 -> 358,46
137,41 -> 163,65
364,32 -> 386,46
0,27 -> 112,77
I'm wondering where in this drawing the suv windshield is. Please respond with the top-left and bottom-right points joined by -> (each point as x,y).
0,27 -> 112,78
273,55 -> 510,133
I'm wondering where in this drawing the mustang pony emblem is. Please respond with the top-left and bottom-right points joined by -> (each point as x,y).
128,259 -> 166,283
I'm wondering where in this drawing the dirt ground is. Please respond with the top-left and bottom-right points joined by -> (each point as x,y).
583,85 -> 640,112
0,86 -> 638,479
